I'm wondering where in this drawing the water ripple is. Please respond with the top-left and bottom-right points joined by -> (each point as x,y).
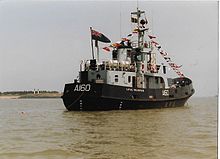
0,97 -> 217,159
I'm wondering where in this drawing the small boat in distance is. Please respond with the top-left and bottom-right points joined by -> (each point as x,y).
61,8 -> 195,111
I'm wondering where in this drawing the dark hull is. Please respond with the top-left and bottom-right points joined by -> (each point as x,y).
62,82 -> 194,111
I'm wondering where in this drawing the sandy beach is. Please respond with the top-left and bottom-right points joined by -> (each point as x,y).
0,95 -> 20,99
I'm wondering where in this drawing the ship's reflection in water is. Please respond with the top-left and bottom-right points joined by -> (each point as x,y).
0,97 -> 217,159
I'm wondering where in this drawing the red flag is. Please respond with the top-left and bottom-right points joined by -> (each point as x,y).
169,63 -> 182,68
122,38 -> 129,41
144,42 -> 148,48
176,71 -> 184,77
148,35 -> 156,39
151,40 -> 159,45
160,51 -> 168,56
110,43 -> 121,48
169,63 -> 175,67
102,47 -> 110,52
175,65 -> 182,68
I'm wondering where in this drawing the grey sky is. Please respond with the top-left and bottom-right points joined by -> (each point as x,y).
0,1 -> 218,97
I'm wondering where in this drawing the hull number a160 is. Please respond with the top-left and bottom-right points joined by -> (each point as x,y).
74,84 -> 91,91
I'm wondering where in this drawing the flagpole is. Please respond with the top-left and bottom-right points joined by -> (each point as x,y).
97,44 -> 99,62
95,40 -> 99,63
90,27 -> 95,59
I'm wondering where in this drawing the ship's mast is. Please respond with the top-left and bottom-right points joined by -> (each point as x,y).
131,8 -> 147,89
131,8 -> 145,48
90,27 -> 95,59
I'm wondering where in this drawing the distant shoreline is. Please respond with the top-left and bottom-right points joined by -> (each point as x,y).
0,95 -> 20,99
0,93 -> 62,99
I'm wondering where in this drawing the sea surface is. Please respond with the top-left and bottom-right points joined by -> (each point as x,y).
0,97 -> 217,159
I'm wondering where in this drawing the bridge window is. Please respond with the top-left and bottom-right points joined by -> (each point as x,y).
115,75 -> 118,82
96,74 -> 101,79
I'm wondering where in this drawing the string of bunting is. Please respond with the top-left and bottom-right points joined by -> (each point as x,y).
102,28 -> 141,51
148,35 -> 184,77
101,31 -> 184,77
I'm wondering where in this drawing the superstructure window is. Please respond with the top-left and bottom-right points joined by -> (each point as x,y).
155,77 -> 159,84
96,74 -> 101,79
160,77 -> 164,83
115,75 -> 118,82
128,76 -> 131,83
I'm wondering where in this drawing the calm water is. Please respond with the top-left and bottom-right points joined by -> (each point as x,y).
0,97 -> 217,159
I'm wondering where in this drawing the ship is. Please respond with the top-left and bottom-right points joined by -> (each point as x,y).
61,8 -> 195,111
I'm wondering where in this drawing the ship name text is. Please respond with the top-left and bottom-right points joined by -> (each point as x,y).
126,88 -> 145,92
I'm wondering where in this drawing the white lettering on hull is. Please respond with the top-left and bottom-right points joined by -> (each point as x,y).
162,90 -> 169,96
74,84 -> 91,91
126,88 -> 145,92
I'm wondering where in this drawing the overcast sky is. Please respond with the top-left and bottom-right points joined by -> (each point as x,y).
0,1 -> 218,97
